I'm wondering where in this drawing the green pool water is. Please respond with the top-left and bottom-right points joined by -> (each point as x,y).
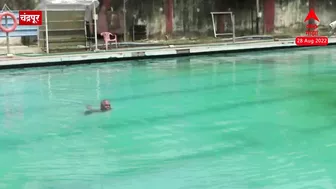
1,47 -> 336,189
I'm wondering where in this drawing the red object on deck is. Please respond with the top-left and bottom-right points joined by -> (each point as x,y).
101,32 -> 118,50
165,0 -> 173,34
263,0 -> 275,33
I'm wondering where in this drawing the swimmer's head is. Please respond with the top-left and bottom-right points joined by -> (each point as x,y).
100,100 -> 111,111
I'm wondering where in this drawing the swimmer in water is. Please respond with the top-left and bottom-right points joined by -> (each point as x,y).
84,99 -> 112,115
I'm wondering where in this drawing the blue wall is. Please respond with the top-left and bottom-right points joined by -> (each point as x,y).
0,11 -> 38,37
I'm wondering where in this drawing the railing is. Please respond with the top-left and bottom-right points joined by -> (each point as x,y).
38,10 -> 87,53
210,12 -> 236,43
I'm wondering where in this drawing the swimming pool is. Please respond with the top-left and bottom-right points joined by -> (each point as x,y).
1,47 -> 336,189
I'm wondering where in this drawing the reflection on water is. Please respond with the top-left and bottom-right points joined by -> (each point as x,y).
1,47 -> 336,189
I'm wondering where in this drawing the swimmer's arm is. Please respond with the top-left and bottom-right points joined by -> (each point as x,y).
84,105 -> 102,115
87,109 -> 102,112
86,105 -> 101,112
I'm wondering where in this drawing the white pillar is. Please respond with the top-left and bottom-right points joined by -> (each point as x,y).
211,13 -> 216,37
44,6 -> 49,53
93,4 -> 98,51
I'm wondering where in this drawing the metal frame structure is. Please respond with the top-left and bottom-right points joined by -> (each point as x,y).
210,12 -> 235,42
37,0 -> 99,53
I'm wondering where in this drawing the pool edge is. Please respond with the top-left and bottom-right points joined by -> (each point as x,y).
0,40 -> 335,69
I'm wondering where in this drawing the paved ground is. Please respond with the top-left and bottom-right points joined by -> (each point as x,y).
0,35 -> 284,56
0,37 -> 334,69
0,45 -> 41,55
14,38 -> 287,58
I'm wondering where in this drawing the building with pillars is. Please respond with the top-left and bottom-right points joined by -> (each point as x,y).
94,0 -> 334,38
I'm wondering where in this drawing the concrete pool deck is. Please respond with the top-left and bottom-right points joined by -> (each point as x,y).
0,37 -> 335,69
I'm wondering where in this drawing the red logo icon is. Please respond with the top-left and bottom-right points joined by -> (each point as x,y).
18,10 -> 42,26
304,9 -> 319,36
304,9 -> 320,22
